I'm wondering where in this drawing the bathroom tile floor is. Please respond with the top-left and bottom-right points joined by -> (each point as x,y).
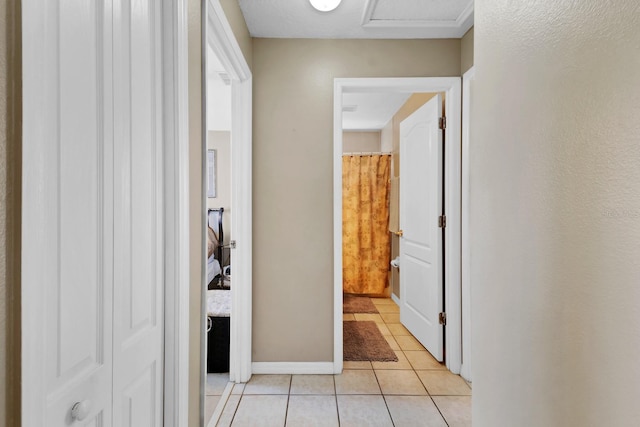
208,297 -> 471,426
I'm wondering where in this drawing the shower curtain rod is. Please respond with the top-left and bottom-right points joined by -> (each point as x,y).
342,152 -> 392,156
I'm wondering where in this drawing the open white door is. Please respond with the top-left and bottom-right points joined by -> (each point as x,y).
399,94 -> 445,361
22,1 -> 164,425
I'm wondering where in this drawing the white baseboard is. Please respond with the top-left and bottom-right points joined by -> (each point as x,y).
251,362 -> 335,375
391,293 -> 400,306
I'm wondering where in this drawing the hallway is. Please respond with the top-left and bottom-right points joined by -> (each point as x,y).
207,297 -> 471,426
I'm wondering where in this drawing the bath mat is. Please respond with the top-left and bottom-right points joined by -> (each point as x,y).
343,295 -> 378,314
343,321 -> 398,362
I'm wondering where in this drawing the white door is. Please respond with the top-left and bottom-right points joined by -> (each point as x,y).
399,94 -> 445,361
111,1 -> 164,426
22,1 -> 163,425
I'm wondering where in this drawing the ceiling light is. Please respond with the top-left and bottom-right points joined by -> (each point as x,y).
309,0 -> 342,12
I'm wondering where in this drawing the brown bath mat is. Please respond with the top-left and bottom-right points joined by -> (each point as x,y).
343,321 -> 398,362
343,295 -> 379,314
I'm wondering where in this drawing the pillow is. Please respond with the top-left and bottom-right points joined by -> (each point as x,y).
207,226 -> 219,258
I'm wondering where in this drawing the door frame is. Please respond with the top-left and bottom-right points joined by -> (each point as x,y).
460,66 -> 475,382
333,77 -> 462,374
163,0 -> 190,424
200,0 -> 253,390
152,0 -> 254,423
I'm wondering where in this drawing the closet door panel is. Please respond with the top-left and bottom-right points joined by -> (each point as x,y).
23,0 -> 115,425
112,0 -> 164,425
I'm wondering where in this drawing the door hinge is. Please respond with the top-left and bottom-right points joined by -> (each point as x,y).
438,215 -> 446,228
439,116 -> 446,130
230,240 -> 237,249
439,312 -> 447,326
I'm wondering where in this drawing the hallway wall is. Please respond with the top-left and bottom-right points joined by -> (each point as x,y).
461,26 -> 474,74
473,0 -> 640,425
252,38 -> 461,362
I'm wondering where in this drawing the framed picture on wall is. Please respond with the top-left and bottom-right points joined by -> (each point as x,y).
207,149 -> 217,198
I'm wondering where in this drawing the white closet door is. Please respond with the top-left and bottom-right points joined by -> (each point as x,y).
22,0 -> 164,425
22,0 -> 115,425
111,1 -> 164,426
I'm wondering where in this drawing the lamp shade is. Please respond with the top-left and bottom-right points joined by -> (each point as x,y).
309,0 -> 342,12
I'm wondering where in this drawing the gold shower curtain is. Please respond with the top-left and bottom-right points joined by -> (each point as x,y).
342,154 -> 391,295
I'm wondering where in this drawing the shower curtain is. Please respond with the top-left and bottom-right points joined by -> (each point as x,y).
342,154 -> 391,295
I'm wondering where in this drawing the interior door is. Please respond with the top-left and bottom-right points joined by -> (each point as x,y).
22,0 -> 163,425
399,94 -> 444,361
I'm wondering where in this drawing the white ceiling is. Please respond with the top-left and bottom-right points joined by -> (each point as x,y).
342,92 -> 412,131
239,0 -> 473,39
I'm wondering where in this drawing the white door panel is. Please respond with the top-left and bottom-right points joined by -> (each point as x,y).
23,0 -> 162,424
112,0 -> 164,425
33,1 -> 114,425
399,94 -> 444,361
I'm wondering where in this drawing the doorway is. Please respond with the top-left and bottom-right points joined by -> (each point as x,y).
200,0 -> 253,425
333,77 -> 463,375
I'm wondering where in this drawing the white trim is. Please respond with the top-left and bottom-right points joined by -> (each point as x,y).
391,293 -> 401,307
333,77 -> 463,375
360,0 -> 377,25
163,0 -> 190,425
200,2 -> 209,423
228,76 -> 253,383
21,1 -> 47,424
202,0 -> 253,391
207,0 -> 251,81
444,79 -> 463,375
252,362 -> 335,375
460,66 -> 475,382
360,0 -> 473,37
333,82 -> 344,375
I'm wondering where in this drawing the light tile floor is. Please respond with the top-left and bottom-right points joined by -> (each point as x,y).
209,297 -> 471,426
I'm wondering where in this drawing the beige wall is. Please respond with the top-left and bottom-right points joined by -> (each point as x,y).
0,0 -> 21,425
252,38 -> 460,362
342,131 -> 381,153
473,0 -> 640,425
219,0 -> 253,70
461,26 -> 474,74
207,131 -> 232,243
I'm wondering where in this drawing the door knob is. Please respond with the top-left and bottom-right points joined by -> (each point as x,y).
393,230 -> 403,237
71,400 -> 91,421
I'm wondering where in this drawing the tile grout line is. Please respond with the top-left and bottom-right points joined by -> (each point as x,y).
282,375 -> 293,427
333,373 -> 341,426
386,299 -> 456,427
374,296 -> 398,427
429,394 -> 451,427
383,297 -> 450,426
227,393 -> 242,427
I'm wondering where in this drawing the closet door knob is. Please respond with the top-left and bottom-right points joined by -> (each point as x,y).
393,230 -> 403,237
71,400 -> 91,421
